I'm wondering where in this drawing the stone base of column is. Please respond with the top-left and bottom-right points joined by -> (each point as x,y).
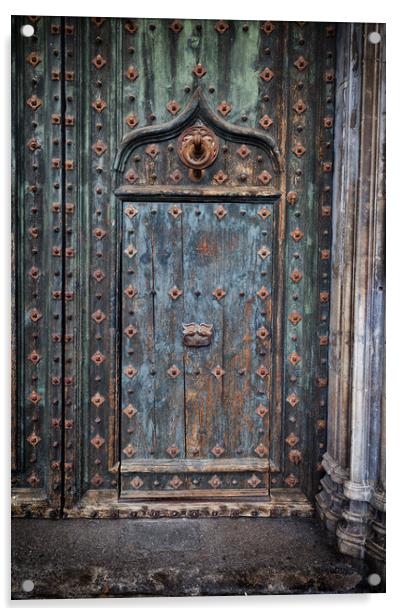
316,456 -> 386,566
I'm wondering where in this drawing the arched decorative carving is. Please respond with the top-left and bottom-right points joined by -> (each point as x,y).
113,88 -> 281,192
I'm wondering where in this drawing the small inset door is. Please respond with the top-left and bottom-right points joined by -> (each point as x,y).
120,199 -> 276,498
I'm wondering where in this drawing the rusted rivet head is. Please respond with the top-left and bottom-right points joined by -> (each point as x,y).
215,20 -> 229,34
287,191 -> 298,205
192,63 -> 207,78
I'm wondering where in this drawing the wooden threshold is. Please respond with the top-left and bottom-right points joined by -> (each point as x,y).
61,489 -> 314,519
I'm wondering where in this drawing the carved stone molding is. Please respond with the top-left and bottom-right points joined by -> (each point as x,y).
316,23 -> 385,567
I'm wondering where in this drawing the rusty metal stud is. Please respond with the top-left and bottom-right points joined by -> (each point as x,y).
285,432 -> 299,447
92,269 -> 106,282
321,249 -> 330,260
124,325 -> 138,338
256,365 -> 269,379
256,404 -> 269,418
123,443 -> 136,458
292,143 -> 306,158
145,144 -> 159,159
288,351 -> 302,366
293,99 -> 306,114
192,63 -> 207,78
28,226 -> 39,238
123,404 -> 138,418
290,270 -> 303,283
28,390 -> 41,404
65,160 -> 74,170
168,205 -> 182,218
92,17 -> 106,27
288,449 -> 302,464
170,169 -> 183,184
65,70 -> 74,81
91,434 -> 105,449
236,144 -> 250,159
26,138 -> 41,151
288,311 -> 302,325
124,206 -> 138,218
259,67 -> 274,82
287,191 -> 298,205
91,392 -> 105,407
259,114 -> 273,130
124,285 -> 138,299
91,309 -> 106,323
124,19 -> 138,33
247,474 -> 262,488
208,475 -> 222,489
166,444 -> 180,458
65,116 -> 75,126
213,170 -> 228,184
284,473 -> 299,487
217,101 -> 232,117
254,443 -> 268,457
30,308 -> 42,322
214,205 -> 227,220
92,54 -> 106,69
294,56 -> 308,71
169,20 -> 183,33
26,52 -> 41,67
166,100 -> 180,115
322,161 -> 332,172
124,245 -> 138,258
91,351 -> 105,365
167,365 -> 181,378
320,291 -> 330,303
319,335 -> 329,346
323,117 -> 333,128
27,431 -> 41,447
130,476 -> 143,489
27,473 -> 40,487
286,393 -> 299,407
92,140 -> 107,157
324,71 -> 335,83
214,20 -> 229,34
93,227 -> 106,240
211,444 -> 225,457
125,169 -> 138,184
212,287 -> 226,301
257,326 -> 269,340
166,476 -> 182,490
124,365 -> 138,378
261,21 -> 274,34
126,114 -> 138,129
27,350 -> 41,365
257,207 -> 271,220
257,286 -> 269,300
168,286 -> 182,300
125,66 -> 138,81
290,227 -> 304,242
257,246 -> 271,260
91,98 -> 107,113
258,170 -> 272,185
211,365 -> 225,379
26,95 -> 42,111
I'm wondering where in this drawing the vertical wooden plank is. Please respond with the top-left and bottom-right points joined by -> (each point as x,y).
182,203 -> 224,459
121,203 -> 156,461
152,204 -> 185,459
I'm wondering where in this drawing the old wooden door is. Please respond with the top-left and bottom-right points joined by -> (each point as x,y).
12,16 -> 335,517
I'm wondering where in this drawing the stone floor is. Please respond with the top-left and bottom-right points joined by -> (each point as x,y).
11,516 -> 384,599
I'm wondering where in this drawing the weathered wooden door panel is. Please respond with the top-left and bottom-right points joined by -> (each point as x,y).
120,200 -> 275,498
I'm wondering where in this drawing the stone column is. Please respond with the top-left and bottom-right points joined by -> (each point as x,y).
316,22 -> 385,565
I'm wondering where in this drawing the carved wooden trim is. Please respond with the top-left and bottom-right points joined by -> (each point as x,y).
113,88 -> 281,174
